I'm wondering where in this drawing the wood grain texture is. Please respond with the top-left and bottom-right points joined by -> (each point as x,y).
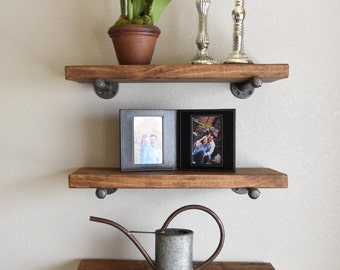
65,64 -> 289,83
68,167 -> 288,189
77,260 -> 275,270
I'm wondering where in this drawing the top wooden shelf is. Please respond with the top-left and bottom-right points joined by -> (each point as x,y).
65,64 -> 289,84
68,167 -> 288,189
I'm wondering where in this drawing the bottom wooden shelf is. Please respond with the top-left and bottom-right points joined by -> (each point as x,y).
77,260 -> 275,270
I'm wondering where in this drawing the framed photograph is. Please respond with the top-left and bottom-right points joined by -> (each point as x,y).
120,110 -> 177,171
178,109 -> 235,172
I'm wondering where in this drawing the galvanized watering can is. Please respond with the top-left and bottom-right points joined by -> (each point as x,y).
90,204 -> 225,270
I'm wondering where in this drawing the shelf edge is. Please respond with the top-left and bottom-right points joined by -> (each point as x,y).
65,64 -> 289,83
77,259 -> 275,270
68,167 -> 288,189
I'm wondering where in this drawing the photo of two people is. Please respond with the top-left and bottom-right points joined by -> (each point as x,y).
134,116 -> 163,165
191,115 -> 222,166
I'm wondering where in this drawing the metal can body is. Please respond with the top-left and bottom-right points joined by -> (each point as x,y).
155,228 -> 193,270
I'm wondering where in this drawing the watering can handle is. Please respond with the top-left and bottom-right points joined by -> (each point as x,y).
159,204 -> 225,270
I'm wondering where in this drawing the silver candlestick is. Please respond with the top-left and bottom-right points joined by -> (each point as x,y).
222,0 -> 253,63
191,0 -> 217,64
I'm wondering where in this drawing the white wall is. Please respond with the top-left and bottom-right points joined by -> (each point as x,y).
1,1 -> 339,270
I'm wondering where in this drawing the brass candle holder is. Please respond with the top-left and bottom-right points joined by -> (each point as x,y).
222,0 -> 253,64
191,0 -> 217,64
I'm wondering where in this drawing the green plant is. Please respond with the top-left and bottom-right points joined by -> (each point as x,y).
114,0 -> 171,26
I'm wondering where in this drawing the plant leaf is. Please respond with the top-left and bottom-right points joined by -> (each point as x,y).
120,0 -> 126,16
127,0 -> 133,21
133,0 -> 144,19
150,0 -> 171,25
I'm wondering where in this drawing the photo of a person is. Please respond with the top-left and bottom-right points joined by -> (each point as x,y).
134,117 -> 163,165
139,134 -> 162,164
191,115 -> 222,165
192,135 -> 209,165
140,134 -> 150,164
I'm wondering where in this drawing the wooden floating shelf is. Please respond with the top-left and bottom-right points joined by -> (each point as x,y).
69,167 -> 288,189
77,260 -> 275,270
65,64 -> 289,84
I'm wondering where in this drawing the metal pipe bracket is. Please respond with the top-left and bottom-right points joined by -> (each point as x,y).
94,78 -> 119,99
232,188 -> 261,199
230,77 -> 262,99
95,188 -> 118,199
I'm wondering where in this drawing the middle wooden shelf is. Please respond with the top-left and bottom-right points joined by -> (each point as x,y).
69,167 -> 288,189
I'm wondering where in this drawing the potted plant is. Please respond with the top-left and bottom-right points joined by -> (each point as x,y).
108,0 -> 172,65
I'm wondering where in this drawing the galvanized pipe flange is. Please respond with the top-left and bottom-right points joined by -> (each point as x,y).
95,188 -> 118,199
94,78 -> 119,99
230,77 -> 262,99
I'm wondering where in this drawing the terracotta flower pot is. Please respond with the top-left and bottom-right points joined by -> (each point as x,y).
108,24 -> 161,65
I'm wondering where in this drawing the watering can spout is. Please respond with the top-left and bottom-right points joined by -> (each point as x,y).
89,216 -> 156,270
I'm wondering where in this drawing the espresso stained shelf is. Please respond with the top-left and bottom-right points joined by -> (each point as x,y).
68,167 -> 288,189
65,64 -> 289,83
77,260 -> 276,270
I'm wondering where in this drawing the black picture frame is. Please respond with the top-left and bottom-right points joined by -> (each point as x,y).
120,109 -> 177,172
178,109 -> 235,172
